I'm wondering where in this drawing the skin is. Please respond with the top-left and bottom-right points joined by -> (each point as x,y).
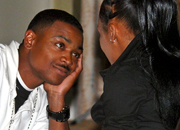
98,18 -> 135,64
18,20 -> 83,130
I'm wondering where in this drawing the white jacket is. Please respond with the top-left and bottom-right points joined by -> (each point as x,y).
0,41 -> 48,130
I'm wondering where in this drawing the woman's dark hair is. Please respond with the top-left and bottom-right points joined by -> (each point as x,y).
27,9 -> 83,33
100,0 -> 180,129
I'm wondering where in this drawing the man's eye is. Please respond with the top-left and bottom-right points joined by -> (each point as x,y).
72,53 -> 80,58
56,43 -> 65,48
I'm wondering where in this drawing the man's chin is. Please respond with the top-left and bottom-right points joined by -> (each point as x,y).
49,77 -> 67,85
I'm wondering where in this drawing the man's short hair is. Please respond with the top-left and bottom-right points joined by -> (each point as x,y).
27,9 -> 83,33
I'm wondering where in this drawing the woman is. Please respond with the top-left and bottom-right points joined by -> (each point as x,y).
91,0 -> 180,129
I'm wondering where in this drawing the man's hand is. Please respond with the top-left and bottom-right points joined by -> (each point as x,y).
43,54 -> 83,130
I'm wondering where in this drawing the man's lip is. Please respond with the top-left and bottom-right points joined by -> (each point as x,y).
53,64 -> 69,77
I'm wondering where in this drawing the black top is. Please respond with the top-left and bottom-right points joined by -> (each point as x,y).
15,78 -> 31,113
91,34 -> 167,130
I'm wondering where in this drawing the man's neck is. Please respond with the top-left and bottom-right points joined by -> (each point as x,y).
18,47 -> 44,89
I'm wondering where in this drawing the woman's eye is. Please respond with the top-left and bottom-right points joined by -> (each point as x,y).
72,53 -> 80,58
56,43 -> 65,49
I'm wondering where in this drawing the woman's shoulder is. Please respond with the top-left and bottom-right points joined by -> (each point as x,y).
103,58 -> 153,100
107,58 -> 151,85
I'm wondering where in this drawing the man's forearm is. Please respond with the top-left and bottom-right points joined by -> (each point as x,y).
48,92 -> 70,130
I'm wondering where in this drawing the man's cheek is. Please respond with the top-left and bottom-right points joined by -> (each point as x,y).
72,64 -> 78,72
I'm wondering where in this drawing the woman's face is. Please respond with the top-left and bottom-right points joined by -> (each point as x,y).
98,19 -> 112,63
98,18 -> 135,65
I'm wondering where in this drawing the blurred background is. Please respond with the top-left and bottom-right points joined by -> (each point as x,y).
0,0 -> 111,129
1,0 -> 180,130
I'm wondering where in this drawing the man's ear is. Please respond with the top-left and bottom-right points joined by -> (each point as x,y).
24,30 -> 36,49
108,23 -> 117,43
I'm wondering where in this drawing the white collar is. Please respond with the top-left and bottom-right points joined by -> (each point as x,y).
17,72 -> 34,91
5,41 -> 20,87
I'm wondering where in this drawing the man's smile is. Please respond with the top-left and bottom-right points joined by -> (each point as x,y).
53,64 -> 70,77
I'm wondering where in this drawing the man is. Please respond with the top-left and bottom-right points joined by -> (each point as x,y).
0,9 -> 83,130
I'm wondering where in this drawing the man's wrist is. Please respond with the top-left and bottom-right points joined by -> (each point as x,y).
46,105 -> 70,122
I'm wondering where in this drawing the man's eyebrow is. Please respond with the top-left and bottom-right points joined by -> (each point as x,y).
78,46 -> 83,51
55,35 -> 83,51
55,35 -> 72,43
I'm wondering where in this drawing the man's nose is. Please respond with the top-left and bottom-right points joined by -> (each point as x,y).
60,52 -> 73,65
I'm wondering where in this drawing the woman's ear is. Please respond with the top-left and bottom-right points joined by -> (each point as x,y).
23,30 -> 36,49
109,23 -> 117,43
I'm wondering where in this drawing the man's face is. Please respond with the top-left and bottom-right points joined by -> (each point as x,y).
28,21 -> 83,85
